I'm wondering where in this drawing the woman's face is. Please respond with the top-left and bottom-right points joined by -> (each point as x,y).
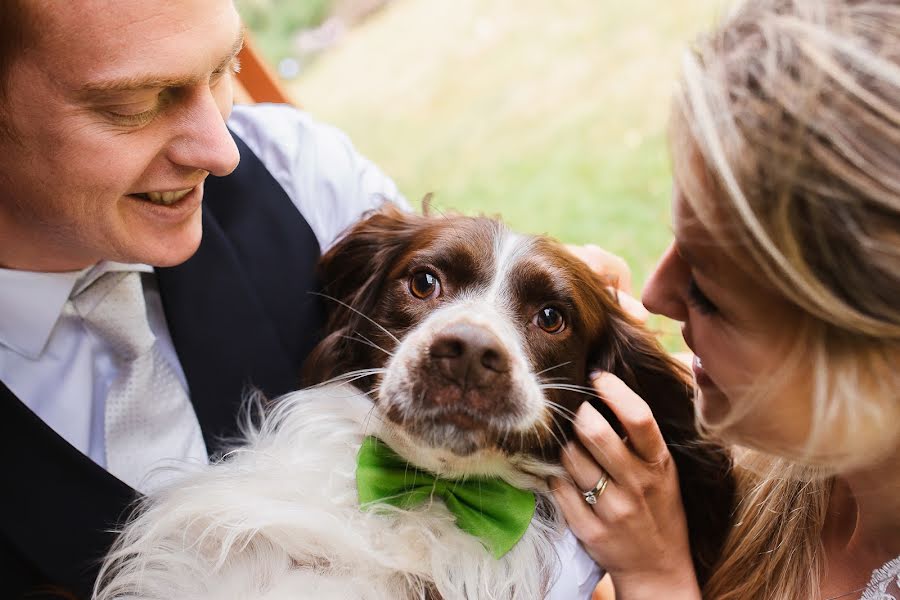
642,186 -> 814,449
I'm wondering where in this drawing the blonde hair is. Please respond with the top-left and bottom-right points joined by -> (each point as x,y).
669,0 -> 900,597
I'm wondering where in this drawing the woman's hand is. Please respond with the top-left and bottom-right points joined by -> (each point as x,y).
564,244 -> 649,322
552,373 -> 701,600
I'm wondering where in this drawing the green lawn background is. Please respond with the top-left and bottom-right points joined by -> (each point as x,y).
243,0 -> 725,348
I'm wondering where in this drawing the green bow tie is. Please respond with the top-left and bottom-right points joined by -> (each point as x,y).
355,436 -> 536,559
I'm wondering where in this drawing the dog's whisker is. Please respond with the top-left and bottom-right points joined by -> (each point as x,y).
340,333 -> 395,358
538,376 -> 573,385
534,416 -> 567,451
361,389 -> 386,437
533,361 -> 572,377
543,399 -> 578,420
311,292 -> 401,345
539,383 -> 604,401
358,332 -> 396,357
314,368 -> 388,386
544,404 -> 577,426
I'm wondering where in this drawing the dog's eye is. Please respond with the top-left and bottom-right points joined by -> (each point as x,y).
534,306 -> 565,333
409,270 -> 440,299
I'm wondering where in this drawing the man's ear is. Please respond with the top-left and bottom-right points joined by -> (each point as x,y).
590,303 -> 735,586
302,204 -> 425,385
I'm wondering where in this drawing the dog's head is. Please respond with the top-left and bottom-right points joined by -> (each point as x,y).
303,204 -> 732,581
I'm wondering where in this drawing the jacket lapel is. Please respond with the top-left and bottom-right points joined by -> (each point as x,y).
155,208 -> 301,452
0,382 -> 136,599
156,132 -> 324,453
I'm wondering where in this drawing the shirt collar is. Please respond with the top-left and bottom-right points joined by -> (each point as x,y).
0,261 -> 153,359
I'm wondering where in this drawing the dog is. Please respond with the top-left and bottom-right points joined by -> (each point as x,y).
94,205 -> 734,600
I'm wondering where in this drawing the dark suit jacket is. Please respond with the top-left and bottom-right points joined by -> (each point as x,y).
0,133 -> 326,599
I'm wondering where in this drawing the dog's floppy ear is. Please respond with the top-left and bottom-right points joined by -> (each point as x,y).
590,299 -> 734,586
302,203 -> 427,385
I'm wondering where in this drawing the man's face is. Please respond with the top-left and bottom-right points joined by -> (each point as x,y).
0,0 -> 243,271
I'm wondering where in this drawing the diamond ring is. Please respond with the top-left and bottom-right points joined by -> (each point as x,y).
582,472 -> 610,505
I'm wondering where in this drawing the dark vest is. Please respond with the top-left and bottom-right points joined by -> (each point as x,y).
0,131 -> 325,599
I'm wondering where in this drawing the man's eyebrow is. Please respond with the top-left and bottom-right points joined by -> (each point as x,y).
76,30 -> 245,97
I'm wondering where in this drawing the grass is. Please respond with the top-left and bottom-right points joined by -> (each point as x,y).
237,0 -> 332,64
262,0 -> 726,348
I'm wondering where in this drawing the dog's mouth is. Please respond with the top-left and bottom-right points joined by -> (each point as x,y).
380,384 -> 529,457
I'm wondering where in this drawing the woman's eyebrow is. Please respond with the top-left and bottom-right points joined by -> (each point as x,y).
75,30 -> 245,98
675,240 -> 718,278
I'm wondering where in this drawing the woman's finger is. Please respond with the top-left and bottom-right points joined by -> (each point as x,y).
607,286 -> 650,323
551,476 -> 608,550
561,439 -> 614,494
568,403 -> 635,483
564,244 -> 633,293
589,372 -> 669,464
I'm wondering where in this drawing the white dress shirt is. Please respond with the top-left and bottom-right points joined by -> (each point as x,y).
0,103 -> 600,598
0,104 -> 403,467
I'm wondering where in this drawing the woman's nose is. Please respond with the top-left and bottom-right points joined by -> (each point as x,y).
642,242 -> 689,322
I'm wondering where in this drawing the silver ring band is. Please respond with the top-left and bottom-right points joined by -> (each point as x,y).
582,472 -> 610,505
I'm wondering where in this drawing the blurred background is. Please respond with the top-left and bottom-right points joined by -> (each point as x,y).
236,0 -> 725,348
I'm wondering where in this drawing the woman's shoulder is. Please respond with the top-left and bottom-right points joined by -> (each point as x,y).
860,555 -> 900,600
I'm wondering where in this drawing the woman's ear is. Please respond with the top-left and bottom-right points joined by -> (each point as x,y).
591,303 -> 735,586
302,203 -> 426,385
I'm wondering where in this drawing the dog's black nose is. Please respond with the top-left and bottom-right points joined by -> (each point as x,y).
429,323 -> 510,388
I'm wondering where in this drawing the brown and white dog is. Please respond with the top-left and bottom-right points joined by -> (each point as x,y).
94,205 -> 734,600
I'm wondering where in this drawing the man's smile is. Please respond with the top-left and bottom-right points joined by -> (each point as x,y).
131,188 -> 195,206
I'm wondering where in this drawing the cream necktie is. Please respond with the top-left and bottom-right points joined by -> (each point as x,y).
70,270 -> 207,492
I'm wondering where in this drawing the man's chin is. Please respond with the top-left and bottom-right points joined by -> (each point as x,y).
124,224 -> 203,268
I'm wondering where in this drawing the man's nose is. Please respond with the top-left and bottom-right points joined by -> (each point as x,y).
642,242 -> 689,322
166,88 -> 240,177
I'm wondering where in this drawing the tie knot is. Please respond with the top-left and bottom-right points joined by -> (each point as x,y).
71,270 -> 156,360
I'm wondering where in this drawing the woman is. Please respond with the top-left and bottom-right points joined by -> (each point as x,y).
554,1 -> 900,598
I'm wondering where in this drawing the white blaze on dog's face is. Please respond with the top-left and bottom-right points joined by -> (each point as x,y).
377,231 -> 554,478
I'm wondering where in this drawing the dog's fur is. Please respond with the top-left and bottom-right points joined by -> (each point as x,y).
94,206 -> 734,600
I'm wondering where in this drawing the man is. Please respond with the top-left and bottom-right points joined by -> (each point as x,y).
0,1 -> 403,597
0,2 -> 600,598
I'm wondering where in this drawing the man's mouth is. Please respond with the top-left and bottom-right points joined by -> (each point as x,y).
131,188 -> 194,206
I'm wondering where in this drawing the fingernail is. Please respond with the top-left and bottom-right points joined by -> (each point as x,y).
589,370 -> 605,384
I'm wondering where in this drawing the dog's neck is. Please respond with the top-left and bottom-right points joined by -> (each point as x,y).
374,420 -> 564,491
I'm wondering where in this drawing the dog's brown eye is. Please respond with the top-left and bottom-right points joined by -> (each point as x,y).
534,307 -> 565,333
409,270 -> 440,299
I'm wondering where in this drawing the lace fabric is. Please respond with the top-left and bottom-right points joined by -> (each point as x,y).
860,555 -> 900,600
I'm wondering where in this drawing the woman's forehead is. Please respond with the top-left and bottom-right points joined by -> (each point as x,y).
671,185 -> 726,278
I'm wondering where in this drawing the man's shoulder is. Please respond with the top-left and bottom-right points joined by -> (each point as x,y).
228,103 -> 315,139
227,103 -> 323,164
224,103 -> 406,251
227,103 -> 355,161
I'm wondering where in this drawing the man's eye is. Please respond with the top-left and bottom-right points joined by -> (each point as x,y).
534,306 -> 566,333
409,271 -> 440,299
105,108 -> 158,128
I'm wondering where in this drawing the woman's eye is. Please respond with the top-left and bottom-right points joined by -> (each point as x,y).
687,277 -> 718,315
534,306 -> 566,333
409,270 -> 440,299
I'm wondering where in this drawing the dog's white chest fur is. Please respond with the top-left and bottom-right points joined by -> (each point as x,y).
96,383 -> 576,600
